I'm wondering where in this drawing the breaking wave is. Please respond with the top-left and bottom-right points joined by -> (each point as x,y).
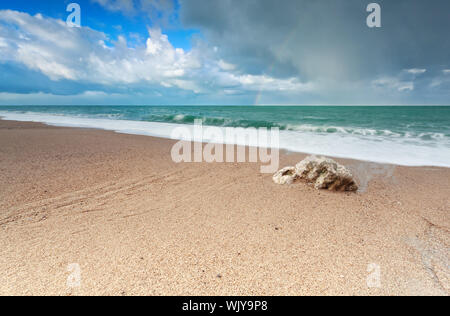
0,105 -> 449,168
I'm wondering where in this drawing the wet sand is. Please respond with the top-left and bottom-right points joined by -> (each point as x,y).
0,119 -> 448,296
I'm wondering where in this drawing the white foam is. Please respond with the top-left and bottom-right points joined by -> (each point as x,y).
1,111 -> 449,168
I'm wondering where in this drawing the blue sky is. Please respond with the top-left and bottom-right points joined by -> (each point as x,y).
0,0 -> 449,105
0,0 -> 197,49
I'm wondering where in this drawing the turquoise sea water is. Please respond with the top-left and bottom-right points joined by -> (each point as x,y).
0,106 -> 449,167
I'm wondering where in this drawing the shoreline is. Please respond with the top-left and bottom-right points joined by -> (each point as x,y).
0,119 -> 448,295
0,117 -> 438,171
1,113 -> 449,168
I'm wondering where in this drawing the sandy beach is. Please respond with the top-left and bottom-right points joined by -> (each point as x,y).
0,119 -> 448,296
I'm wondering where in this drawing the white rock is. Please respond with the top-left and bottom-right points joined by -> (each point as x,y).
295,155 -> 358,192
272,166 -> 297,185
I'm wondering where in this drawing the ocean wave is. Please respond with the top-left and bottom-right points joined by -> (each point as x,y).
1,111 -> 449,168
3,110 -> 448,144
137,114 -> 448,142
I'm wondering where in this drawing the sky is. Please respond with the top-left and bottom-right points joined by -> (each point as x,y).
0,0 -> 449,105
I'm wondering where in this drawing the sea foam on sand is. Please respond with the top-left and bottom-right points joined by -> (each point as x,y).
1,111 -> 449,168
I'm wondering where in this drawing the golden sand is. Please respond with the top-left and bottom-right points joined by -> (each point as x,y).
0,120 -> 448,296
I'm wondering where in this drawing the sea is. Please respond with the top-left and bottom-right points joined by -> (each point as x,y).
0,106 -> 449,167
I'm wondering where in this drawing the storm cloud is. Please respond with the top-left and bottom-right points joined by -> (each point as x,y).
181,0 -> 450,78
180,0 -> 450,104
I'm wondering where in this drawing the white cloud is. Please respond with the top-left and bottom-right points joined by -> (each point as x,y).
397,83 -> 414,92
17,42 -> 78,80
0,10 -> 310,96
371,67 -> 434,92
0,37 -> 7,47
373,77 -> 414,92
429,70 -> 450,88
405,68 -> 427,75
218,59 -> 236,71
233,74 -> 314,92
430,79 -> 442,88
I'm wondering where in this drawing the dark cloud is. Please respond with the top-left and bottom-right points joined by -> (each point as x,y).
180,0 -> 450,82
